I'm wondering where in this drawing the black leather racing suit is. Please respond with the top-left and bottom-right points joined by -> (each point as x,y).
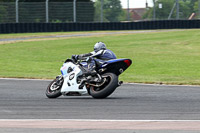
79,49 -> 117,71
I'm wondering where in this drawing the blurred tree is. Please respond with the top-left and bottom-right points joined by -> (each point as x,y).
0,0 -> 15,23
143,0 -> 174,20
179,0 -> 191,19
193,0 -> 199,16
143,0 -> 198,20
94,0 -> 123,22
0,5 -> 7,23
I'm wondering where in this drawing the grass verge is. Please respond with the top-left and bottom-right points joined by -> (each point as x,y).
0,29 -> 200,85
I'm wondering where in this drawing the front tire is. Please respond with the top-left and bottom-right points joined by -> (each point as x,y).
90,73 -> 118,99
46,79 -> 62,98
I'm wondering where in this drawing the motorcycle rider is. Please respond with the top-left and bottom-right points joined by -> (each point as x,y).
72,41 -> 117,76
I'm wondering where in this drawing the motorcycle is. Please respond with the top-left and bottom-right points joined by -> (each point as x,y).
46,56 -> 132,99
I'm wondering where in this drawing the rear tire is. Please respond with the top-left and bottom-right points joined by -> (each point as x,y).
90,73 -> 118,99
46,79 -> 62,98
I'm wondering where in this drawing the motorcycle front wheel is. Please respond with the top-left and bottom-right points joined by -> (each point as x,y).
90,73 -> 118,99
46,79 -> 63,98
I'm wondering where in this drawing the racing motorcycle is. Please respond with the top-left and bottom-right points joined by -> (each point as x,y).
46,57 -> 132,99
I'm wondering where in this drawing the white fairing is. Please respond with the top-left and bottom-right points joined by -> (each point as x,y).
60,62 -> 88,95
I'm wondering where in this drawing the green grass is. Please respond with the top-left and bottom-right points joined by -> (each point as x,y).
0,29 -> 200,85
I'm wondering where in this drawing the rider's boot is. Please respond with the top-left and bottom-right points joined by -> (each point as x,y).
82,69 -> 97,76
80,62 -> 97,76
79,68 -> 97,89
79,60 -> 97,89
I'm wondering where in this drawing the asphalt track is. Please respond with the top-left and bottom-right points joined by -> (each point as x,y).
0,78 -> 200,132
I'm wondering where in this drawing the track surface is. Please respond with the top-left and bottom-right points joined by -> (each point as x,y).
0,78 -> 200,132
0,78 -> 200,120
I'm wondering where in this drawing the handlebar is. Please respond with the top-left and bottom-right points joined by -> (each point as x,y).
67,55 -> 93,65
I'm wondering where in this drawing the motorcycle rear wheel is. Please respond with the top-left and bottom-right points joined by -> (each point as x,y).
90,73 -> 118,99
46,79 -> 62,98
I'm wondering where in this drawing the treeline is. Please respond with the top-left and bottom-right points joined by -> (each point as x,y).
143,0 -> 199,20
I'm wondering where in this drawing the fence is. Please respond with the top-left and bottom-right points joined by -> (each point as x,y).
0,2 -> 94,23
0,20 -> 199,33
0,1 -> 200,23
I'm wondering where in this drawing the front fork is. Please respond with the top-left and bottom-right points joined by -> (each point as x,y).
55,75 -> 63,86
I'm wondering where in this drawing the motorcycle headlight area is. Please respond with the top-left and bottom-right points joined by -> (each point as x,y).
61,65 -> 68,76
61,69 -> 67,76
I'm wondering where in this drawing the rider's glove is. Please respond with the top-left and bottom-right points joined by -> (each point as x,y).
72,55 -> 79,61
78,54 -> 84,60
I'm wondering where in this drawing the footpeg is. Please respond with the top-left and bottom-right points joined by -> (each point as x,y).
79,84 -> 84,89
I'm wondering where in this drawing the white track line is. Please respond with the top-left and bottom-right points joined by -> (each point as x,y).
1,119 -> 200,130
0,119 -> 200,122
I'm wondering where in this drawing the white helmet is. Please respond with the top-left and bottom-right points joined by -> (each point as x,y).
94,42 -> 106,52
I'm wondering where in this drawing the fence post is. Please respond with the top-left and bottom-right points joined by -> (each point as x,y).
127,0 -> 130,21
101,0 -> 104,22
153,0 -> 156,20
199,0 -> 200,19
46,0 -> 49,23
16,0 -> 19,23
168,3 -> 176,20
73,0 -> 76,22
176,0 -> 179,19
